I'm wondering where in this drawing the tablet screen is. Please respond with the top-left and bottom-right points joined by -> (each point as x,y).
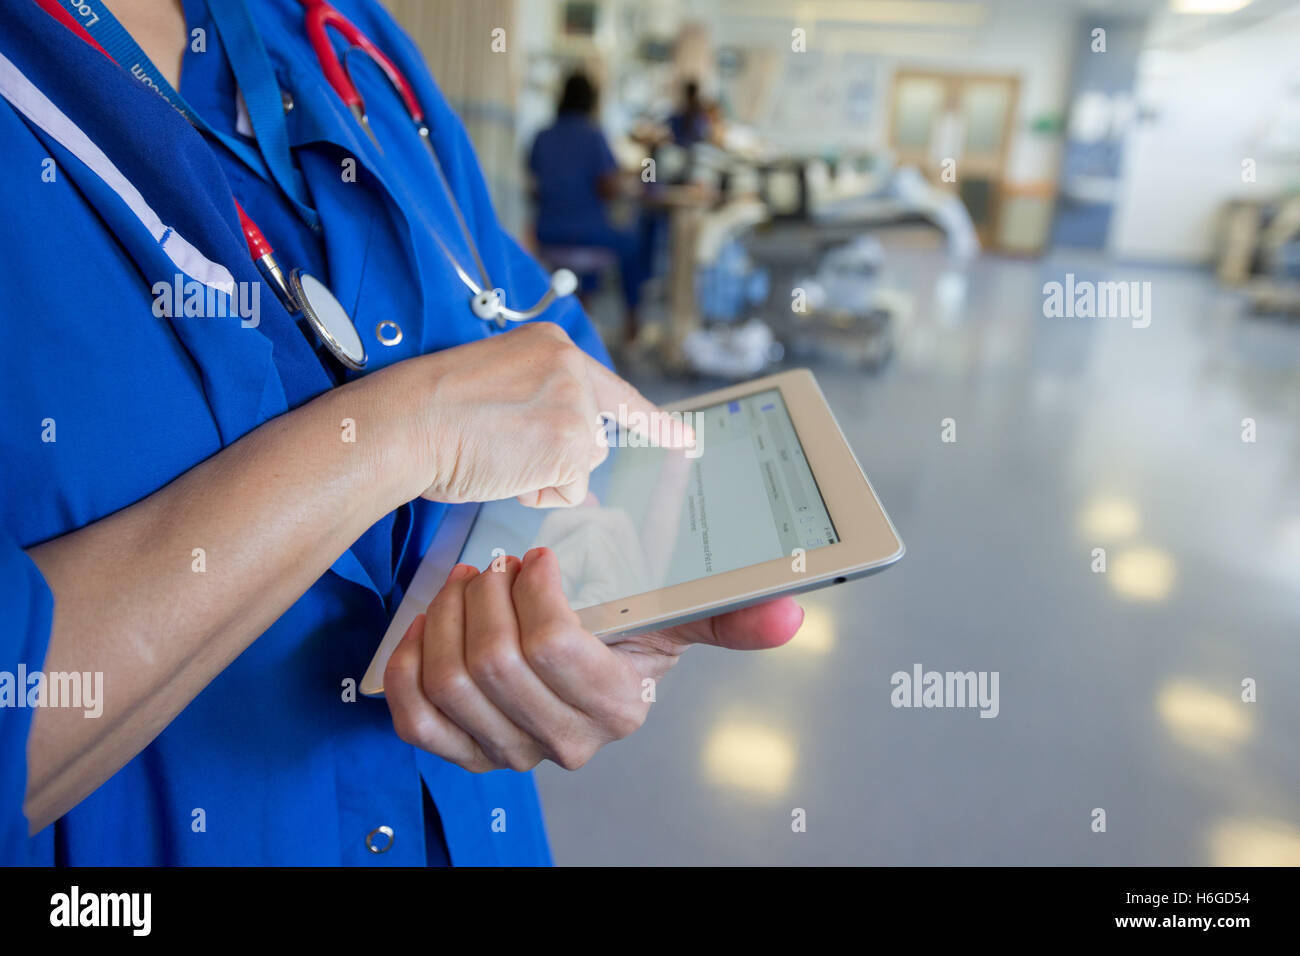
457,388 -> 839,609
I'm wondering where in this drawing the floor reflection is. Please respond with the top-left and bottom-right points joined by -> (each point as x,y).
535,243 -> 1300,865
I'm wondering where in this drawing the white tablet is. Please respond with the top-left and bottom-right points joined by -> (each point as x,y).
361,368 -> 903,696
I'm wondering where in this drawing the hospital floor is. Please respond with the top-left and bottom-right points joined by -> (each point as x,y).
533,240 -> 1300,865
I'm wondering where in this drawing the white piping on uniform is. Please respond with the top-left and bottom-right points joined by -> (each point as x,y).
0,48 -> 235,295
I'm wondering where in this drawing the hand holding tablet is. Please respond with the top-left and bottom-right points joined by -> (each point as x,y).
381,548 -> 805,773
363,368 -> 903,696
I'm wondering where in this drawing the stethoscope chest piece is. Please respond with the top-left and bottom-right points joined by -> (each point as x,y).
290,269 -> 368,370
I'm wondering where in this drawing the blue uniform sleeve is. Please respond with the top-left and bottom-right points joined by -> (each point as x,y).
0,527 -> 54,863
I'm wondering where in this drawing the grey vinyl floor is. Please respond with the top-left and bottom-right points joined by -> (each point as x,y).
534,241 -> 1300,865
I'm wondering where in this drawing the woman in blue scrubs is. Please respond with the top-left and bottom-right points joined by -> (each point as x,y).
0,0 -> 800,866
529,72 -> 651,344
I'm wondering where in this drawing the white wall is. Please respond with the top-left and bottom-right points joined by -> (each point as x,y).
698,0 -> 1076,184
507,0 -> 1075,185
1109,4 -> 1300,263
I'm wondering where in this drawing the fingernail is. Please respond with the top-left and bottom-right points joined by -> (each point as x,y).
450,563 -> 475,580
522,547 -> 545,564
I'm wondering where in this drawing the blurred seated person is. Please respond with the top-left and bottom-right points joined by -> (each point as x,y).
668,80 -> 712,148
529,72 -> 648,345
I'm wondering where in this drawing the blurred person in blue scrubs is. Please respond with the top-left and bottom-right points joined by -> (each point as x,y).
668,79 -> 712,149
0,0 -> 802,867
528,72 -> 650,345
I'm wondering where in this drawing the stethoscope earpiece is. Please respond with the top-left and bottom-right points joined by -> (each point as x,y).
551,268 -> 579,298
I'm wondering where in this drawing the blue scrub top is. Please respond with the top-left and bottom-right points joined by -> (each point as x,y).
528,114 -> 619,243
0,0 -> 612,866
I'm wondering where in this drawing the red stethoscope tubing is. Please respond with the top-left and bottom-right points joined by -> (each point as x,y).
37,0 -> 432,270
37,0 -> 573,335
299,0 -> 422,123
234,203 -> 274,260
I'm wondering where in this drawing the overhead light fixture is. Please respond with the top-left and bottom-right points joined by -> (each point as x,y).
721,1 -> 988,28
1170,0 -> 1253,14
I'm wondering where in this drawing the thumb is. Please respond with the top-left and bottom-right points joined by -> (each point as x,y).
654,597 -> 805,651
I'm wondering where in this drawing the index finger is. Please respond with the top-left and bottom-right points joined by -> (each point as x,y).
582,355 -> 696,451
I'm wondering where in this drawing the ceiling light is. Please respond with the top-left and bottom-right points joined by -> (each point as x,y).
1170,0 -> 1253,15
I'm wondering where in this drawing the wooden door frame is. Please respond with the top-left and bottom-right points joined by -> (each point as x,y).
887,69 -> 1020,172
886,68 -> 1021,247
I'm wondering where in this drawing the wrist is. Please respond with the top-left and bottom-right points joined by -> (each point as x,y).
343,354 -> 447,509
317,361 -> 428,515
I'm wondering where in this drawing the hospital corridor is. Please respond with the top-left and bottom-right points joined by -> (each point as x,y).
0,0 -> 1297,923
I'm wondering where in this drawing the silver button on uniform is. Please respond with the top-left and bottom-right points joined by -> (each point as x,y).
375,319 -> 403,346
366,825 -> 394,854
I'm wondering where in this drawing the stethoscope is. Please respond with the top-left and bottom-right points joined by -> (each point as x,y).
45,0 -> 576,377
296,0 -> 577,329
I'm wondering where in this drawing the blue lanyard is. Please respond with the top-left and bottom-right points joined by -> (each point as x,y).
64,0 -> 321,232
